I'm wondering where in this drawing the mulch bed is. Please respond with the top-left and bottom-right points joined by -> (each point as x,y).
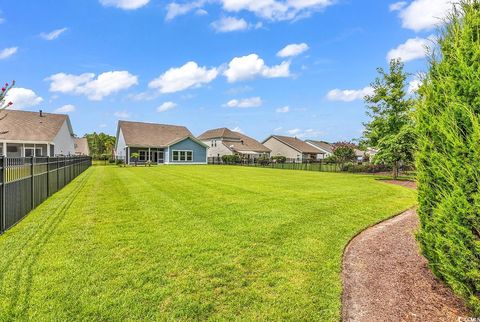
341,181 -> 471,321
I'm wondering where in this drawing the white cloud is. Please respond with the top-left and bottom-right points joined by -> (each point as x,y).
0,47 -> 18,59
99,123 -> 108,128
166,1 -> 206,20
224,54 -> 290,83
40,28 -> 68,41
232,126 -> 243,133
387,36 -> 431,62
5,88 -> 43,110
220,0 -> 334,21
277,43 -> 309,57
99,0 -> 150,10
225,97 -> 263,108
287,128 -> 322,138
157,101 -> 177,112
114,110 -> 131,118
408,76 -> 423,94
273,126 -> 283,132
149,61 -> 218,93
47,71 -> 138,101
389,1 -> 407,11
276,105 -> 290,113
396,0 -> 452,32
326,86 -> 374,102
287,128 -> 301,135
54,104 -> 76,113
211,17 -> 249,32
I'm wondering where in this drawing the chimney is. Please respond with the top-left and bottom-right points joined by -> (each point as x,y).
39,110 -> 43,117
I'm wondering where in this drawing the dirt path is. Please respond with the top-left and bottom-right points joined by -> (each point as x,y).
341,181 -> 470,322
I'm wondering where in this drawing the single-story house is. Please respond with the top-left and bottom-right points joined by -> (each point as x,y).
262,135 -> 323,162
74,138 -> 90,156
115,120 -> 208,165
198,128 -> 270,160
0,110 -> 76,157
305,140 -> 334,159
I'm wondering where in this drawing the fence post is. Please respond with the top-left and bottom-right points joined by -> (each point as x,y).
31,157 -> 35,209
46,157 -> 50,197
57,157 -> 60,191
0,156 -> 5,233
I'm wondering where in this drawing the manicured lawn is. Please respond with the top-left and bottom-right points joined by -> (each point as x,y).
0,165 -> 416,321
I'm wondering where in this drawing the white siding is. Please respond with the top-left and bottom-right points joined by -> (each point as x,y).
263,137 -> 301,159
202,140 -> 233,158
52,120 -> 75,156
116,129 -> 127,159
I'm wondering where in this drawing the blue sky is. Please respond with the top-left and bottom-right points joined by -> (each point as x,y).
0,0 -> 450,141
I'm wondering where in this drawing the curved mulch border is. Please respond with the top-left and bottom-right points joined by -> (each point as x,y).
341,181 -> 471,322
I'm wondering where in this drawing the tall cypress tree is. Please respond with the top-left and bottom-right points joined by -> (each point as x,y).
417,0 -> 480,313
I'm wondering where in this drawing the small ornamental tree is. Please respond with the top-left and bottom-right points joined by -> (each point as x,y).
0,81 -> 14,111
417,0 -> 480,313
332,143 -> 356,166
131,152 -> 139,166
362,59 -> 416,179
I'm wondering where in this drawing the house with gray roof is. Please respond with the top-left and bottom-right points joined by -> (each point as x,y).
115,120 -> 208,165
262,135 -> 323,162
198,128 -> 270,161
0,110 -> 76,157
305,140 -> 334,159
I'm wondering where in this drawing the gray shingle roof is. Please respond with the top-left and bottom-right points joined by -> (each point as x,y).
0,110 -> 70,142
118,121 -> 194,148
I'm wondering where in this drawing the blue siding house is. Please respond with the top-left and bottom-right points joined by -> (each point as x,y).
115,121 -> 208,165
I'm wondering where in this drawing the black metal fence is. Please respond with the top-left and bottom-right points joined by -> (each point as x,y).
0,156 -> 91,233
207,157 -> 397,174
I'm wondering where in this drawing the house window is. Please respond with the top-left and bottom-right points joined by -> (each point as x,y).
173,150 -> 193,162
35,147 -> 43,157
25,148 -> 34,157
139,150 -> 147,161
7,146 -> 18,153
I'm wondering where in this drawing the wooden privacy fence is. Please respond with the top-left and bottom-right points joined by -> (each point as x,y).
0,156 -> 92,233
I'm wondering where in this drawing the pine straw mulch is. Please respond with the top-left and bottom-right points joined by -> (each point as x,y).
341,181 -> 471,321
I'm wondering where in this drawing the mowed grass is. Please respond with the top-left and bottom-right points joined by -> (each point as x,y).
0,166 -> 416,321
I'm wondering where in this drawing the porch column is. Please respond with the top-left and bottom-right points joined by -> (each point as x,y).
2,142 -> 6,157
148,147 -> 151,162
22,143 -> 25,157
126,147 -> 129,165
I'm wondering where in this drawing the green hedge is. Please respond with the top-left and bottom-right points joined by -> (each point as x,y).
416,0 -> 480,314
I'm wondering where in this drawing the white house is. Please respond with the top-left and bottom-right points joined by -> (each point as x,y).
0,110 -> 76,157
198,128 -> 270,160
305,140 -> 334,159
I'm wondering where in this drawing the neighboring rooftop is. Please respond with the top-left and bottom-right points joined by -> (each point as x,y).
74,138 -> 90,155
197,128 -> 240,140
306,140 -> 334,154
265,135 -> 322,154
0,110 -> 71,142
223,132 -> 271,153
118,121 -> 193,148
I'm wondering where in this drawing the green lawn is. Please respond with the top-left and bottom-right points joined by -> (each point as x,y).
0,165 -> 416,321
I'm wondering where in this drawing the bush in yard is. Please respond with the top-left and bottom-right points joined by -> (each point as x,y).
257,156 -> 270,165
416,0 -> 480,313
131,152 -> 140,166
221,155 -> 240,164
271,156 -> 286,163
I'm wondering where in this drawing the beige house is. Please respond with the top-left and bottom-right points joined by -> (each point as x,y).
305,140 -> 334,159
263,135 -> 322,162
198,128 -> 270,160
0,110 -> 76,157
74,138 -> 90,156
